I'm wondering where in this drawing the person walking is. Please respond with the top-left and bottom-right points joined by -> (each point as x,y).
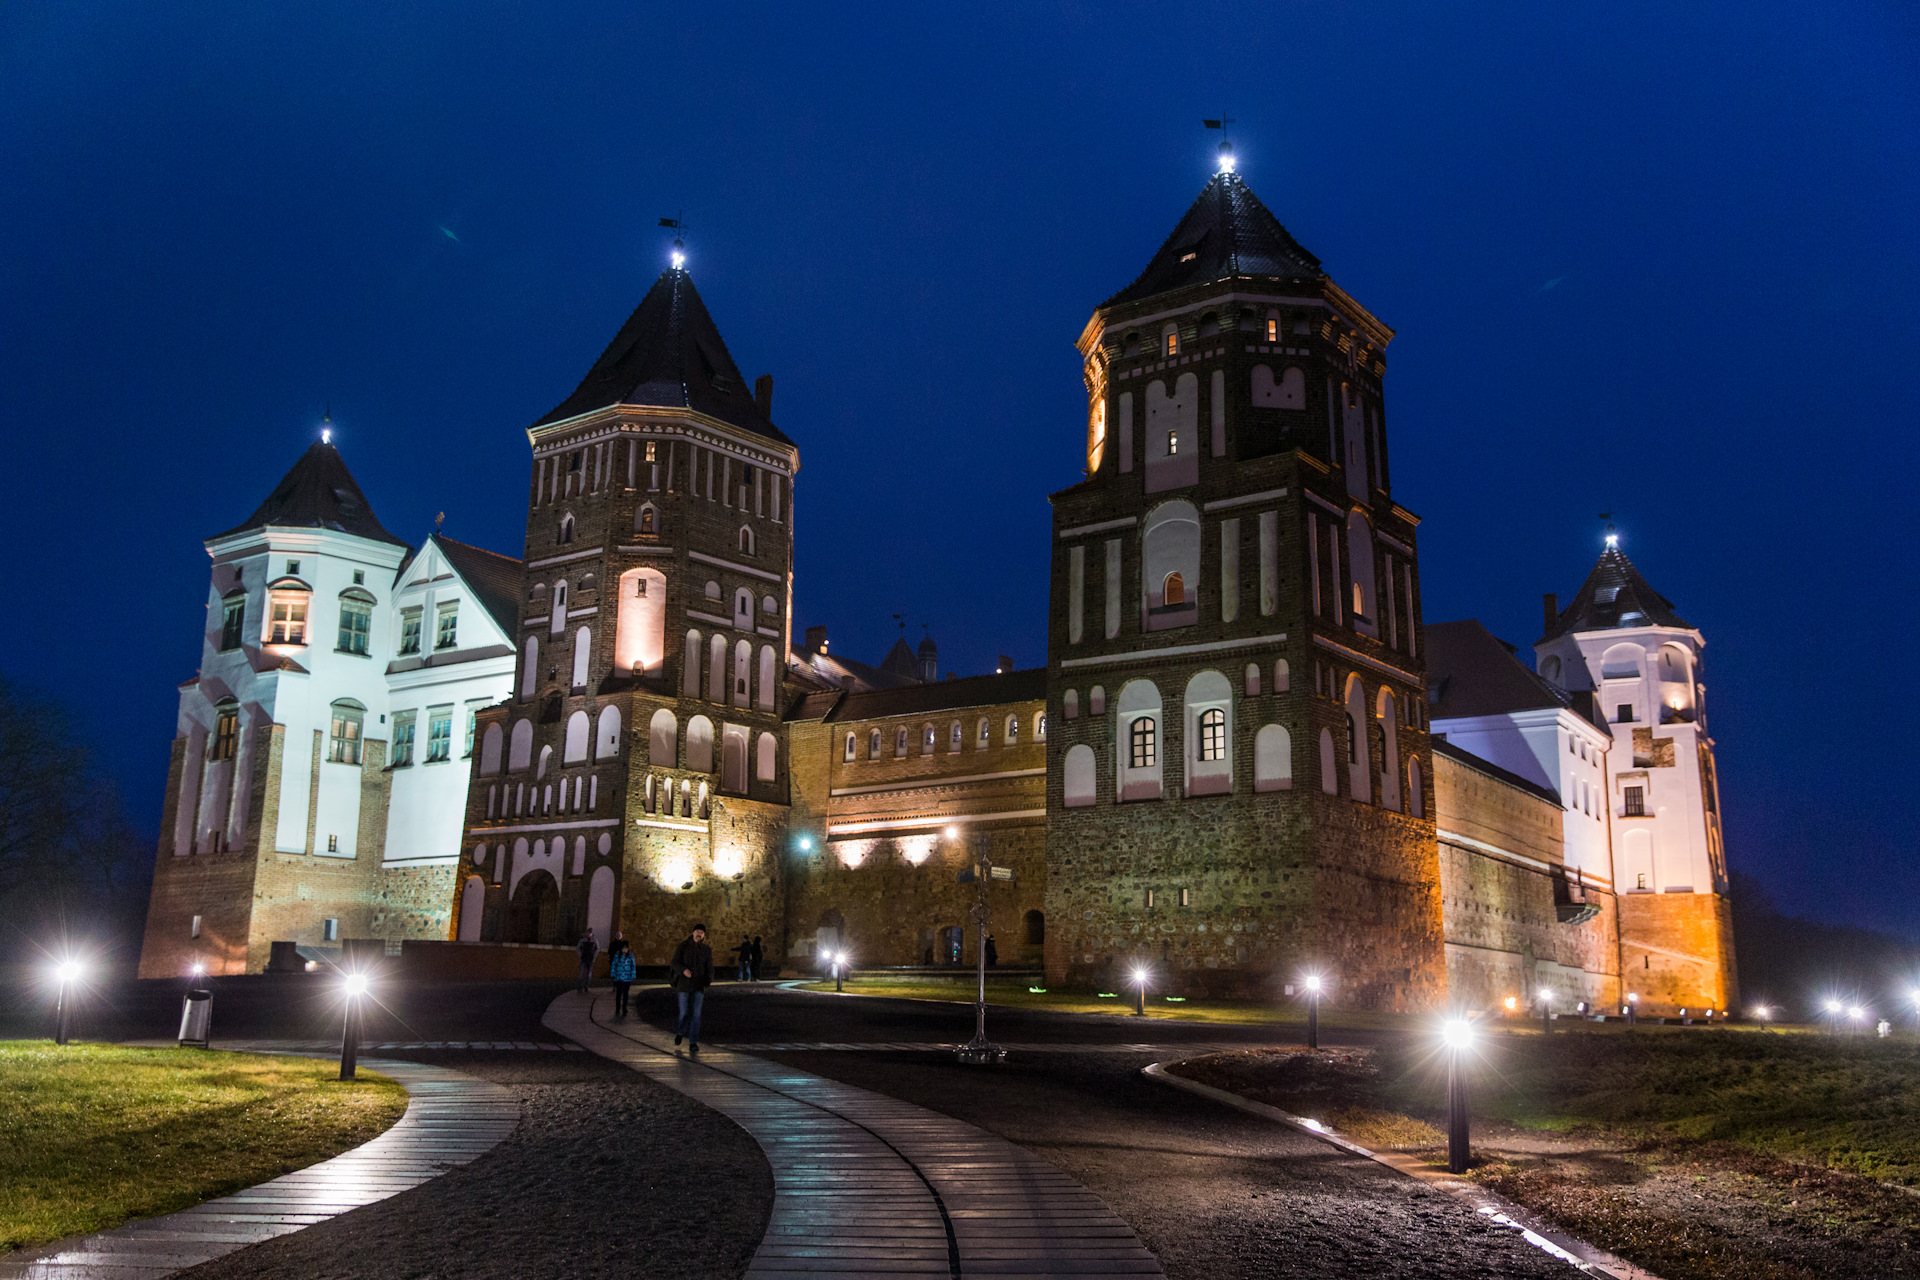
733,934 -> 752,982
608,932 -> 635,1018
749,935 -> 764,982
576,928 -> 599,994
671,923 -> 713,1052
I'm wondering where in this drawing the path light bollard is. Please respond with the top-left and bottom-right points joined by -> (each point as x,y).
1303,973 -> 1323,1049
1823,997 -> 1842,1035
339,972 -> 369,1080
831,950 -> 845,993
1539,989 -> 1552,1035
1625,993 -> 1638,1026
1132,965 -> 1149,1017
53,959 -> 81,1046
1443,1018 -> 1474,1175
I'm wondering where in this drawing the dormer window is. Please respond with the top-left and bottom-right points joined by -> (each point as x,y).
435,602 -> 459,650
398,608 -> 423,656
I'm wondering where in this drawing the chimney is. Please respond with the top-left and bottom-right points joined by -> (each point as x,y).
804,624 -> 827,652
1542,593 -> 1559,635
754,374 -> 773,418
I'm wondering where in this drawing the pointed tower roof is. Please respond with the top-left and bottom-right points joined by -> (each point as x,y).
212,439 -> 408,547
535,268 -> 790,445
879,637 -> 921,682
1102,171 -> 1324,309
1544,547 -> 1691,640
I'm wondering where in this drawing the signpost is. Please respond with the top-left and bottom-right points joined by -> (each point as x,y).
955,849 -> 1011,1065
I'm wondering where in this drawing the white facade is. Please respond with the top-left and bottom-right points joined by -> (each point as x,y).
1536,623 -> 1727,899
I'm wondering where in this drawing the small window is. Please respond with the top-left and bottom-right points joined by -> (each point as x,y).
645,441 -> 658,462
268,593 -> 308,644
1197,708 -> 1226,762
869,728 -> 882,758
950,720 -> 963,749
638,505 -> 657,534
1265,318 -> 1278,342
391,715 -> 416,767
1163,573 -> 1185,607
1616,704 -> 1633,723
211,706 -> 239,761
923,723 -> 936,749
1006,715 -> 1019,744
977,718 -> 990,747
1035,713 -> 1046,742
559,514 -> 575,543
844,732 -> 856,762
286,559 -> 300,576
705,581 -> 722,601
323,916 -> 338,940
1064,690 -> 1079,720
1166,429 -> 1179,456
190,914 -> 202,939
1352,582 -> 1364,616
337,601 -> 371,655
435,603 -> 459,650
398,609 -> 423,655
568,450 -> 582,473
1165,331 -> 1179,357
1179,887 -> 1191,907
895,726 -> 909,758
427,710 -> 453,762
352,569 -> 365,585
762,595 -> 778,614
326,836 -> 338,854
1624,786 -> 1645,817
1244,663 -> 1261,697
219,597 -> 245,651
1089,685 -> 1106,716
1145,888 -> 1156,908
1129,717 -> 1158,769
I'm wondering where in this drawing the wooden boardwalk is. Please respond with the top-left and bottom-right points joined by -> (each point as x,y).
0,1057 -> 517,1280
547,991 -> 1165,1279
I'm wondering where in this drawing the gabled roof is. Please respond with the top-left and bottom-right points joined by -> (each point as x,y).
212,439 -> 408,547
431,536 -> 522,637
1102,172 -> 1324,310
535,268 -> 791,446
824,669 -> 1048,723
1427,619 -> 1580,721
1544,547 -> 1690,640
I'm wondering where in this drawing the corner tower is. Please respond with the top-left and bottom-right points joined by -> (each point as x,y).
1536,535 -> 1737,1015
450,255 -> 797,963
1044,156 -> 1443,1008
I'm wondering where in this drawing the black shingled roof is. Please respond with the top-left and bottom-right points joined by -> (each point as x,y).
822,669 -> 1047,723
431,536 -> 522,638
1428,619 -> 1609,734
212,439 -> 408,547
1543,548 -> 1690,640
1102,172 -> 1324,310
535,269 -> 791,445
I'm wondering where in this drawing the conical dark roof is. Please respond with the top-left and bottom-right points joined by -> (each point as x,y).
1544,547 -> 1690,640
879,638 -> 921,682
1103,172 -> 1323,309
212,439 -> 407,547
536,268 -> 790,445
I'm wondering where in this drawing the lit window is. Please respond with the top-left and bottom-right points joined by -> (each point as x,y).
645,441 -> 658,462
328,702 -> 364,765
268,593 -> 307,644
1167,430 -> 1179,456
1129,717 -> 1158,769
219,597 -> 245,651
844,732 -> 856,762
1352,582 -> 1364,616
978,718 -> 990,747
1165,332 -> 1179,357
923,724 -> 935,749
464,708 -> 478,757
436,603 -> 459,650
1006,716 -> 1019,744
398,609 -> 423,655
427,710 -> 453,762
1036,713 -> 1046,742
391,714 -> 416,767
1266,318 -> 1278,342
190,914 -> 201,938
950,720 -> 963,749
1198,708 -> 1226,762
1163,572 -> 1185,607
895,726 -> 908,757
337,601 -> 371,655
869,728 -> 881,758
211,706 -> 239,761
639,506 -> 657,534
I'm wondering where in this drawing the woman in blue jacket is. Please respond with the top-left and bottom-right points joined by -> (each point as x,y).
607,932 -> 636,1017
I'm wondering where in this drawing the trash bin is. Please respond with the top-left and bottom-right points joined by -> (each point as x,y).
178,988 -> 212,1048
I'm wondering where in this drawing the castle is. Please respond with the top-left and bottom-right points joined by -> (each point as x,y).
139,159 -> 1738,1017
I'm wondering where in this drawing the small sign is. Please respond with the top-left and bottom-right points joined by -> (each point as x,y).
989,866 -> 1015,881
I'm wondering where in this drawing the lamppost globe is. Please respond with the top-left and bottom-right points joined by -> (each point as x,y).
1303,974 -> 1322,994
1442,1019 -> 1474,1051
343,973 -> 369,998
1131,966 -> 1149,986
1848,1006 -> 1865,1021
1825,998 -> 1843,1014
189,961 -> 205,976
797,835 -> 812,853
56,960 -> 81,984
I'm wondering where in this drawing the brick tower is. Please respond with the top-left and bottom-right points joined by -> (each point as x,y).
450,247 -> 797,964
1044,150 -> 1444,1008
1535,532 -> 1738,1015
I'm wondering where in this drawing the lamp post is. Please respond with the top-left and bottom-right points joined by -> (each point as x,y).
1539,989 -> 1552,1035
832,950 -> 845,993
1443,1018 -> 1473,1174
339,972 -> 368,1080
1303,974 -> 1323,1049
953,827 -> 1009,1064
1625,992 -> 1638,1026
1847,1005 -> 1866,1038
1132,965 -> 1150,1017
53,960 -> 81,1046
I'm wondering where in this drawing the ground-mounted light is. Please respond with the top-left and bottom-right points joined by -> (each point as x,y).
1441,1018 -> 1474,1173
339,971 -> 370,1080
52,958 -> 83,1046
1302,972 -> 1326,1049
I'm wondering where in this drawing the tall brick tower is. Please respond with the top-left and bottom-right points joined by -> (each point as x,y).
450,247 -> 797,963
1044,150 -> 1444,1009
1535,532 -> 1738,1014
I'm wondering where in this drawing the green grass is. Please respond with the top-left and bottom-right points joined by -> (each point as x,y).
0,1042 -> 409,1253
795,974 -> 1408,1029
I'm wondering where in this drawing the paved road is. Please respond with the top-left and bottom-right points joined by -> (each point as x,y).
628,984 -> 1578,1280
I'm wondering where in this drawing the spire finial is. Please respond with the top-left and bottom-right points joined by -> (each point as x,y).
321,404 -> 333,446
659,213 -> 687,270
1204,116 -> 1237,172
1600,513 -> 1618,550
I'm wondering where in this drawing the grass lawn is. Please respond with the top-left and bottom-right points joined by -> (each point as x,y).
0,1042 -> 409,1254
795,973 -> 1410,1030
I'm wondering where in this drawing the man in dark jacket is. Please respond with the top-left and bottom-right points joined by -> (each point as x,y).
576,928 -> 598,994
670,923 -> 713,1052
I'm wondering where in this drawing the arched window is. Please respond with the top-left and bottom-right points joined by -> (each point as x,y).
1344,675 -> 1371,802
549,580 -> 568,637
1089,685 -> 1106,716
1035,713 -> 1046,742
616,568 -> 666,676
923,723 -> 936,750
758,645 -> 777,710
1197,709 -> 1226,761
756,732 -> 777,781
895,726 -> 909,757
1375,687 -> 1402,811
536,743 -> 553,780
739,526 -> 756,555
1142,501 -> 1201,628
1347,510 -> 1377,632
1540,654 -> 1562,684
1184,670 -> 1233,796
683,630 -> 702,697
563,711 -> 590,763
734,588 -> 753,631
649,709 -> 677,767
1319,728 -> 1339,795
949,720 -> 962,749
977,717 -> 990,747
521,636 -> 539,699
1254,724 -> 1292,792
868,728 -> 882,758
721,723 -> 748,792
762,594 -> 778,615
1245,663 -> 1261,696
686,716 -> 715,773
636,504 -> 658,534
1274,658 -> 1290,693
1064,689 -> 1079,720
509,719 -> 534,771
1005,715 -> 1019,744
707,633 -> 726,702
1064,743 -> 1097,807
732,638 -> 751,706
705,580 -> 722,601
480,722 -> 504,775
595,704 -> 621,760
844,731 -> 856,762
1129,718 -> 1157,768
558,513 -> 575,544
1163,573 -> 1185,607
571,626 -> 591,689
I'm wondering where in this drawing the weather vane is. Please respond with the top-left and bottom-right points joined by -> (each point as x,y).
1204,116 -> 1237,172
659,213 -> 687,269
1600,513 -> 1619,549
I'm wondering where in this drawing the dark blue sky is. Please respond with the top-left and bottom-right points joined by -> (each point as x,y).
3,4 -> 1915,933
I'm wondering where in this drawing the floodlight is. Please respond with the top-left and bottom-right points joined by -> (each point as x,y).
1442,1018 -> 1473,1050
56,960 -> 81,983
343,973 -> 370,998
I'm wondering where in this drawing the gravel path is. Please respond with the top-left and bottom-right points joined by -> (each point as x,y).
173,1051 -> 772,1280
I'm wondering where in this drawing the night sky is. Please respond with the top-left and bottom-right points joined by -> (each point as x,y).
3,5 -> 1914,934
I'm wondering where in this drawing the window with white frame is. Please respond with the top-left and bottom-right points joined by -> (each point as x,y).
220,595 -> 246,651
328,701 -> 364,765
391,712 -> 417,767
427,709 -> 453,762
337,599 -> 371,655
844,732 -> 856,762
977,717 -> 990,747
436,602 -> 459,650
1129,717 -> 1157,768
398,608 -> 423,655
268,592 -> 308,644
1197,707 -> 1226,761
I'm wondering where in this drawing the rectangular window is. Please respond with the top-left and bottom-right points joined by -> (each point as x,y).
328,707 -> 363,765
338,602 -> 371,654
286,560 -> 300,576
211,709 -> 239,761
391,715 -> 416,767
1179,887 -> 1191,907
1616,704 -> 1633,723
1623,785 -> 1645,817
323,916 -> 339,940
190,914 -> 202,939
464,704 -> 483,757
268,594 -> 307,644
220,598 -> 245,651
436,603 -> 459,650
427,710 -> 453,762
352,570 -> 365,585
1266,318 -> 1278,342
398,609 -> 423,655
1145,888 -> 1156,908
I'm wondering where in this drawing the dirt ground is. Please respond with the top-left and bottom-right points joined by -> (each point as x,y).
1172,1048 -> 1920,1280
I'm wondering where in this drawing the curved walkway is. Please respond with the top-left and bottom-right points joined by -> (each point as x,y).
546,990 -> 1164,1279
0,1055 -> 517,1280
